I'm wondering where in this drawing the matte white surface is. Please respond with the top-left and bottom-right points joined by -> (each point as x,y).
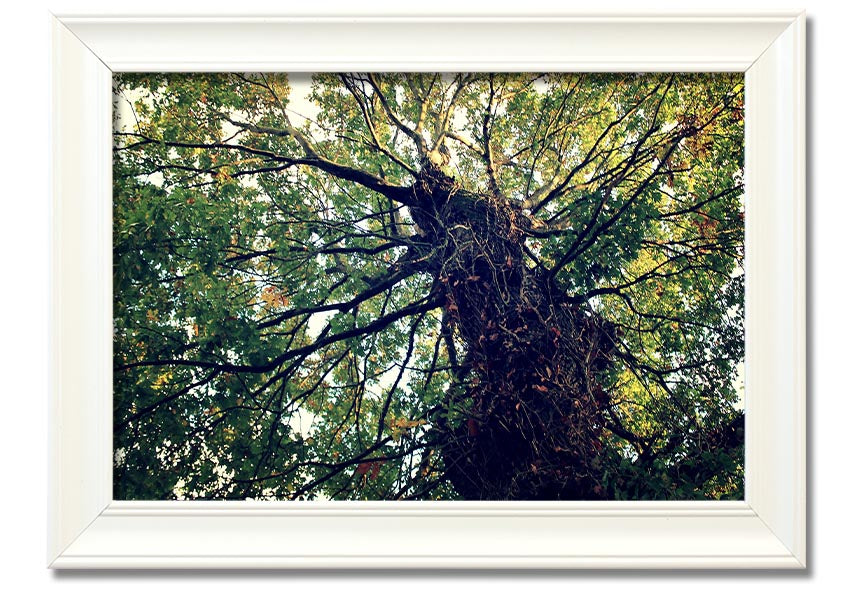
59,16 -> 795,71
48,10 -> 806,569
48,19 -> 113,563
57,502 -> 795,569
744,14 -> 807,564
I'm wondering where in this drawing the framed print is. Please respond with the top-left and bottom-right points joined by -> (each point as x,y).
49,11 -> 806,568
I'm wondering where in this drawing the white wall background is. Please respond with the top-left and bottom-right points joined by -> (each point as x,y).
1,0 -> 845,597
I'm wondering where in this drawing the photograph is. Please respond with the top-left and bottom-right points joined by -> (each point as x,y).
112,72 -> 746,502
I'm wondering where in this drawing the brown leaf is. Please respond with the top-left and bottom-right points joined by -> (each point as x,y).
369,460 -> 385,481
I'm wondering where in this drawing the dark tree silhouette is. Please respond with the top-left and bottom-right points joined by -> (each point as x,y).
113,73 -> 744,500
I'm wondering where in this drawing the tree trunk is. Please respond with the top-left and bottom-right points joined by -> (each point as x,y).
407,167 -> 617,500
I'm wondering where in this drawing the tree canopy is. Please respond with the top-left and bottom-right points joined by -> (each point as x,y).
113,72 -> 745,500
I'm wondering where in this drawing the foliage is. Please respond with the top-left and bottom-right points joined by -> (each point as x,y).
113,73 -> 745,500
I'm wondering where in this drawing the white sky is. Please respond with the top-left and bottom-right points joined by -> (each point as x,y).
286,73 -> 321,129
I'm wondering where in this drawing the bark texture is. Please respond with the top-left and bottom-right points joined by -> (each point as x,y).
407,167 -> 617,500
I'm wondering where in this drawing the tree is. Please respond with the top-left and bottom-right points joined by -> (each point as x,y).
113,72 -> 745,501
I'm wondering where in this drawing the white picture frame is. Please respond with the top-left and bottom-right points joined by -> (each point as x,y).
49,11 -> 806,569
